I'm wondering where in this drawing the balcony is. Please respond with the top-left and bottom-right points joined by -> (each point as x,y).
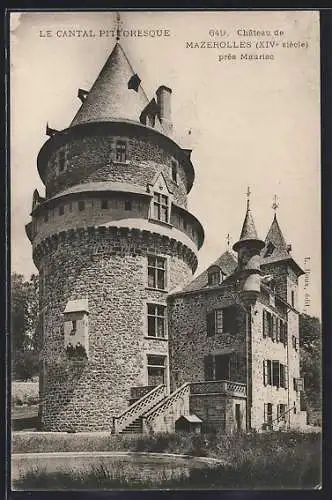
190,380 -> 246,398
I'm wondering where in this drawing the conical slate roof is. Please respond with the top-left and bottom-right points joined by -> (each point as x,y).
262,214 -> 290,260
233,202 -> 264,252
239,205 -> 259,240
71,42 -> 150,127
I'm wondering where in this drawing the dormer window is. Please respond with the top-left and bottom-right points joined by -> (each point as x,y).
265,242 -> 275,258
153,192 -> 169,223
128,73 -> 141,92
115,140 -> 127,163
208,267 -> 223,286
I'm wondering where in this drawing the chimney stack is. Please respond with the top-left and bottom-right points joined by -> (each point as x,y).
156,85 -> 173,135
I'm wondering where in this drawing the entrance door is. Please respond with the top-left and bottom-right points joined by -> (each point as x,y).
147,355 -> 166,386
235,404 -> 241,432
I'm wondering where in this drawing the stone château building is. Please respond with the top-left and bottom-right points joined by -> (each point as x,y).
26,40 -> 306,434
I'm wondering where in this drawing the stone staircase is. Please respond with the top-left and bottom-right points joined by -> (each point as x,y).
114,380 -> 247,434
119,416 -> 143,434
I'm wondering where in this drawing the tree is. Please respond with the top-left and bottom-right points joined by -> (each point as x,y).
299,313 -> 322,424
11,273 -> 39,380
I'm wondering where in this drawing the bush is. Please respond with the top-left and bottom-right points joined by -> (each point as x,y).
13,349 -> 39,381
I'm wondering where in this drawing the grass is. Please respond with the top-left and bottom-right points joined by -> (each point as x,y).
12,430 -> 321,490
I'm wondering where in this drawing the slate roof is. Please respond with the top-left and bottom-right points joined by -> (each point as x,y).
70,43 -> 160,128
233,203 -> 264,252
261,214 -> 289,260
181,251 -> 238,293
261,214 -> 305,275
64,299 -> 89,314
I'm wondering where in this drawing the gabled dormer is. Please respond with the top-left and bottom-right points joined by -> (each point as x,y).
147,171 -> 173,225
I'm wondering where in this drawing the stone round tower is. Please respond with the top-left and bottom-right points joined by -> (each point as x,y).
26,42 -> 204,431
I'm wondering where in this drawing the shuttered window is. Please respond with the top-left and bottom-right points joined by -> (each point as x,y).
207,312 -> 216,337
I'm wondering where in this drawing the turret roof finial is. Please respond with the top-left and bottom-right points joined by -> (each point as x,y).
272,194 -> 279,216
246,186 -> 251,210
226,233 -> 230,251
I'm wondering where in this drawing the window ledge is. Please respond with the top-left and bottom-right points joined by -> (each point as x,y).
146,287 -> 168,293
144,336 -> 169,341
148,218 -> 173,229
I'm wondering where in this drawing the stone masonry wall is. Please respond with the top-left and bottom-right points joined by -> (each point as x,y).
38,228 -> 194,431
43,133 -> 189,207
32,194 -> 200,250
168,284 -> 247,393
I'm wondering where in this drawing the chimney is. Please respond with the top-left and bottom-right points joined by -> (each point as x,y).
156,85 -> 173,135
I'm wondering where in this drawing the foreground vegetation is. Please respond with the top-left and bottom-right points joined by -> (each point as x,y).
13,430 -> 321,490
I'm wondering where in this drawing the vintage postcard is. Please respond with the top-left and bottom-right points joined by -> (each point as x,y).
9,10 -> 321,490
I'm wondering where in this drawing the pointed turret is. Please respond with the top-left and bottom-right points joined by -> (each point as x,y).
262,212 -> 304,277
70,42 -> 150,127
233,190 -> 265,258
233,190 -> 265,304
262,213 -> 290,260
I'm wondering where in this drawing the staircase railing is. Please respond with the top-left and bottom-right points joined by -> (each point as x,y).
113,384 -> 166,434
142,382 -> 190,433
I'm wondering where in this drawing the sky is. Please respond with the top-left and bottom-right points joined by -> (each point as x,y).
10,10 -> 321,317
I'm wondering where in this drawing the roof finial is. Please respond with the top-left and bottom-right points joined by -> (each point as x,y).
272,194 -> 279,215
226,233 -> 230,251
115,12 -> 122,41
246,186 -> 251,210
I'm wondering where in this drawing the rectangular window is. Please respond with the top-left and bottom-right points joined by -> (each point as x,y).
208,271 -> 220,286
280,364 -> 288,388
147,303 -> 166,338
68,202 -> 72,212
70,320 -> 77,335
263,359 -> 272,385
277,404 -> 287,422
147,355 -> 165,386
207,307 -> 237,337
115,140 -> 127,163
207,312 -> 216,337
124,200 -> 132,211
153,192 -> 169,223
272,360 -> 280,388
101,200 -> 108,209
78,200 -> 85,212
171,161 -> 178,183
223,306 -> 237,334
264,403 -> 273,427
292,335 -> 298,351
291,290 -> 295,307
59,205 -> 64,216
215,309 -> 223,334
148,256 -> 166,290
44,212 -> 48,222
204,354 -> 231,381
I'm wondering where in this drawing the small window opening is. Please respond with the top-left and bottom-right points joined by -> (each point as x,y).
101,200 -> 108,210
78,201 -> 85,212
59,205 -> 64,216
115,140 -> 127,163
171,161 -> 178,183
124,200 -> 132,211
